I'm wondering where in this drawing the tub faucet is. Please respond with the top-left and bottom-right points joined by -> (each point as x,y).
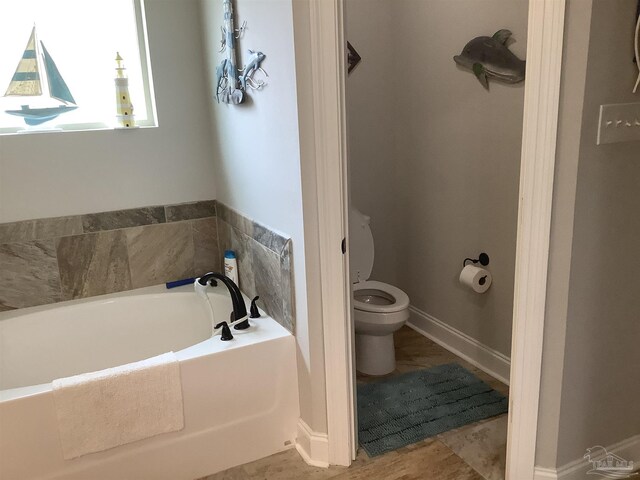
196,272 -> 249,339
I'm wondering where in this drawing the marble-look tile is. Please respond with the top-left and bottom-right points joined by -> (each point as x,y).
394,326 -> 459,366
56,231 -> 132,300
165,200 -> 217,222
203,447 -> 373,480
216,219 -> 232,271
465,365 -> 510,397
252,241 -> 284,326
0,240 -> 61,310
126,222 -> 195,288
217,219 -> 256,297
82,207 -> 165,233
253,221 -> 288,255
217,202 -> 289,254
330,440 -> 482,480
197,439 -> 484,480
438,415 -> 508,480
241,448 -> 341,480
279,240 -> 295,333
357,326 -> 510,397
0,216 -> 82,244
192,217 -> 221,276
196,464 -> 250,480
217,203 -> 253,238
231,228 -> 257,299
391,327 -> 510,396
212,211 -> 295,331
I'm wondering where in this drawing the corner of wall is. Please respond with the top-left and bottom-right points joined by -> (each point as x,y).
533,0 -> 594,470
295,418 -> 329,468
291,0 -> 329,436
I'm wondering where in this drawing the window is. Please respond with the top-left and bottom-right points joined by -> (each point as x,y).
0,0 -> 156,135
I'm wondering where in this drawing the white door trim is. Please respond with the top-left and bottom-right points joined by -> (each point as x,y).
305,0 -> 567,475
506,0 -> 566,478
307,0 -> 355,467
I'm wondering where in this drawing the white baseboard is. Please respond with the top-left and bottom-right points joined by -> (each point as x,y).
533,466 -> 560,479
534,434 -> 640,480
407,306 -> 511,386
295,419 -> 329,468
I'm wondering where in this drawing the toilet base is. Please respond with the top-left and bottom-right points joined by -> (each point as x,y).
355,333 -> 396,376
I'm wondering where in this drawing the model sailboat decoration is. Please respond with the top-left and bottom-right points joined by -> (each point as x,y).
3,26 -> 77,126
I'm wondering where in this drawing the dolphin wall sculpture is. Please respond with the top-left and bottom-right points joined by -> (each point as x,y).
454,29 -> 526,89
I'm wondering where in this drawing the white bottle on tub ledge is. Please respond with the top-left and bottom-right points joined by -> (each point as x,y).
224,250 -> 238,285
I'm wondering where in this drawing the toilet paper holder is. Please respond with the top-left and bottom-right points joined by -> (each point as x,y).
463,252 -> 490,268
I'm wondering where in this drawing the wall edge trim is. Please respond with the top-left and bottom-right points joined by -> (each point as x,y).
295,418 -> 330,468
407,307 -> 511,386
506,0 -> 567,476
534,434 -> 640,480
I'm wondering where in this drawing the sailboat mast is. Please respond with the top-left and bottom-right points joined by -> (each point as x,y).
3,26 -> 43,98
33,27 -> 48,98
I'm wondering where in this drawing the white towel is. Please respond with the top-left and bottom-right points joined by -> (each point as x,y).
52,352 -> 184,459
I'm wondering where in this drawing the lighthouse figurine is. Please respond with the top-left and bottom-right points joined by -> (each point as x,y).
114,52 -> 135,128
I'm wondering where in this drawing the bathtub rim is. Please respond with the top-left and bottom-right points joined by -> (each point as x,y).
0,282 -> 250,321
0,283 -> 289,403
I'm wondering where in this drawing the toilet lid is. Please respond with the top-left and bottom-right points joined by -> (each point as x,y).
349,208 -> 374,283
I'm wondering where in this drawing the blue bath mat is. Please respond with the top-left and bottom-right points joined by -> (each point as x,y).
357,363 -> 508,457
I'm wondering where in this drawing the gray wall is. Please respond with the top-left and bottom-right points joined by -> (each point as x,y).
535,0 -> 593,468
537,0 -> 640,469
0,0 -> 216,224
290,0 -> 330,434
557,0 -> 640,466
199,0 -> 322,430
346,0 -> 528,356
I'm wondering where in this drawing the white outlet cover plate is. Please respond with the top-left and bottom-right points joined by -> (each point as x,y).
597,103 -> 640,145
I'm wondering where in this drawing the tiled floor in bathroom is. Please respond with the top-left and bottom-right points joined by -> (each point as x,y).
198,326 -> 509,480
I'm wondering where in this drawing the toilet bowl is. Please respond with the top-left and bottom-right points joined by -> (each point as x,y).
350,208 -> 410,376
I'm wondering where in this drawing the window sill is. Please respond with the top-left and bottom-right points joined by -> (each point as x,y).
0,123 -> 158,137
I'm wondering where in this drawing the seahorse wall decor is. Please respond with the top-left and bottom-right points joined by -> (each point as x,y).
215,0 -> 268,105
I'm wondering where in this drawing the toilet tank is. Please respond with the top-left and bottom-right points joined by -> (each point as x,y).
349,208 -> 374,284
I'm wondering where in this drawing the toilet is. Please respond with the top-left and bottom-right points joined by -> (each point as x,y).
350,208 -> 410,376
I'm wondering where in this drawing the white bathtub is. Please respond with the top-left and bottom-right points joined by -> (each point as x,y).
0,284 -> 299,480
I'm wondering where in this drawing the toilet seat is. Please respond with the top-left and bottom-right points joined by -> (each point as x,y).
353,280 -> 410,314
349,207 -> 411,375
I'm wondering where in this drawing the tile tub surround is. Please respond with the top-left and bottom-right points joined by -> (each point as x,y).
0,201 -> 219,311
0,200 -> 296,334
216,203 -> 295,334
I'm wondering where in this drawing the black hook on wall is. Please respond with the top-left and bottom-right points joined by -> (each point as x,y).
463,253 -> 490,268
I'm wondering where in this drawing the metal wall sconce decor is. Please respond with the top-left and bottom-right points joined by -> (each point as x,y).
216,0 -> 268,105
633,0 -> 639,93
454,29 -> 525,90
347,42 -> 362,75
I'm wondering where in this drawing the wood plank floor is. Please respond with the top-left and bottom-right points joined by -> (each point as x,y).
198,326 -> 509,480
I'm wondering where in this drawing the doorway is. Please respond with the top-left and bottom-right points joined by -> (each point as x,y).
345,1 -> 525,477
298,0 -> 567,478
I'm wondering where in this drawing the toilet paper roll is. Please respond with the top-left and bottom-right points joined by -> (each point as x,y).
459,265 -> 492,294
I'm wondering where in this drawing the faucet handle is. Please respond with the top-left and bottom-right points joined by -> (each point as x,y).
215,321 -> 234,341
249,296 -> 260,318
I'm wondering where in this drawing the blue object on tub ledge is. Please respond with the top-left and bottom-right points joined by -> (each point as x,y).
166,278 -> 196,289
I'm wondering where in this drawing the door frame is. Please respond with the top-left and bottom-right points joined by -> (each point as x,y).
305,0 -> 567,476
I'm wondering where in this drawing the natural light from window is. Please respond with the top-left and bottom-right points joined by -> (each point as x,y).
0,0 -> 155,134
